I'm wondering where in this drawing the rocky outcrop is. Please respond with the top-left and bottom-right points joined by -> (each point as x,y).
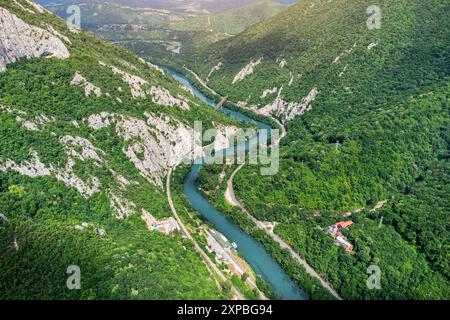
110,170 -> 138,190
258,87 -> 318,121
207,62 -> 222,81
261,87 -> 278,99
2,106 -> 55,131
12,0 -> 35,14
60,135 -> 104,164
24,0 -> 46,14
0,149 -> 101,198
332,43 -> 356,64
15,115 -> 39,131
277,57 -> 287,68
70,72 -> 102,97
87,112 -> 202,187
53,158 -> 101,197
87,111 -> 238,187
0,127 -> 105,198
148,86 -> 190,110
139,58 -> 164,74
99,62 -> 190,109
108,190 -> 136,219
108,63 -> 148,98
0,7 -> 70,72
0,150 -> 51,178
46,24 -> 71,44
232,58 -> 262,84
288,73 -> 294,86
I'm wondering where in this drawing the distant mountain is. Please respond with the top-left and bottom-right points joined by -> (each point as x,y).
171,0 -> 292,35
190,0 -> 450,299
36,0 -> 295,75
37,0 -> 299,13
0,0 -> 240,299
39,1 -> 182,29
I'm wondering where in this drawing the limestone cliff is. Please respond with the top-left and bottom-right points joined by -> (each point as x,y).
0,7 -> 69,72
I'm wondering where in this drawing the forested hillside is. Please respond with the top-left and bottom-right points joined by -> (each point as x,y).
0,0 -> 240,299
170,0 -> 291,35
38,0 -> 293,73
195,0 -> 450,299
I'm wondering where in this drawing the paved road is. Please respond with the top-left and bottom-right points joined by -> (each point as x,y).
183,66 -> 218,96
166,167 -> 246,300
224,119 -> 343,300
173,67 -> 341,299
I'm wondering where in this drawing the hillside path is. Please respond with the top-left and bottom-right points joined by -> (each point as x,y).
166,167 -> 245,300
224,117 -> 343,300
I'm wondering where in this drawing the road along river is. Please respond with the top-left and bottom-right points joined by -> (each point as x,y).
163,67 -> 307,300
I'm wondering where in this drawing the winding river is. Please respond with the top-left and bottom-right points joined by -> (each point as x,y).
163,67 -> 307,300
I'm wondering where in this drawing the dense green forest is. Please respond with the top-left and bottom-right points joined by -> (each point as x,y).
194,0 -> 449,299
0,172 -> 223,299
1,0 -> 448,300
0,0 -> 240,299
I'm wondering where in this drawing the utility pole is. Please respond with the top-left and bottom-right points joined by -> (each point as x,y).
379,216 -> 384,227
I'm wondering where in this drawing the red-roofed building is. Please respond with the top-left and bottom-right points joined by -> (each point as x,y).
326,221 -> 354,252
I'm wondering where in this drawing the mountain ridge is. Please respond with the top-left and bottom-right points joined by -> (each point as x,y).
0,0 -> 246,300
192,0 -> 450,299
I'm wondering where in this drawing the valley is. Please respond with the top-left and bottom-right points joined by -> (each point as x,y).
37,0 -> 295,70
0,0 -> 270,300
0,0 -> 448,301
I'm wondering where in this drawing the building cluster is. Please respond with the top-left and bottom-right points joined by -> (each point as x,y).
99,24 -> 146,31
205,230 -> 245,276
141,209 -> 180,236
327,221 -> 354,252
206,230 -> 237,259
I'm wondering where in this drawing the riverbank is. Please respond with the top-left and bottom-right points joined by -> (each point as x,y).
198,164 -> 336,300
162,66 -> 308,299
164,64 -> 282,131
224,164 -> 342,299
164,64 -> 338,300
169,164 -> 271,300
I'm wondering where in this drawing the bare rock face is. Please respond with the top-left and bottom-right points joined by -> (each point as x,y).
87,112 -> 202,188
0,7 -> 70,72
148,86 -> 190,110
0,149 -> 102,198
207,62 -> 222,81
261,87 -> 278,99
232,58 -> 262,84
258,87 -> 318,121
3,106 -> 55,131
70,72 -> 102,97
24,0 -> 46,14
60,135 -> 104,164
108,190 -> 136,219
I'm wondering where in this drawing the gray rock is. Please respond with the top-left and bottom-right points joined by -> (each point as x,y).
0,7 -> 70,72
